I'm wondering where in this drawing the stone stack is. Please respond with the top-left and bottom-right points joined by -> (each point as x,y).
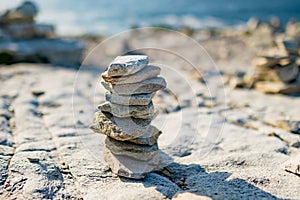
0,1 -> 84,66
250,39 -> 300,94
90,55 -> 171,179
0,1 -> 55,39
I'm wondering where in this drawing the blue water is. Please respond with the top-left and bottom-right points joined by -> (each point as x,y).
1,0 -> 300,35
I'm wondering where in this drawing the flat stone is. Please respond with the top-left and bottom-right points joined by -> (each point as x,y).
107,55 -> 149,77
102,65 -> 161,84
105,137 -> 159,161
101,77 -> 166,95
128,125 -> 161,146
105,91 -> 154,106
282,155 -> 300,176
104,148 -> 172,179
0,39 -> 84,66
89,111 -> 152,140
98,101 -> 155,119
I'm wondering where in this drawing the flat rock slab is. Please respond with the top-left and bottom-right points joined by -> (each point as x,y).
105,92 -> 154,106
102,65 -> 161,85
90,111 -> 152,140
107,55 -> 149,77
128,125 -> 161,146
104,148 -> 172,179
105,137 -> 159,161
98,101 -> 155,119
101,77 -> 167,95
0,39 -> 84,66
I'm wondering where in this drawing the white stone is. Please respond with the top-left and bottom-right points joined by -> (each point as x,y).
107,55 -> 149,77
105,91 -> 154,106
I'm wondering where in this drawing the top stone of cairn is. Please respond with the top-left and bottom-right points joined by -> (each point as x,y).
107,55 -> 149,77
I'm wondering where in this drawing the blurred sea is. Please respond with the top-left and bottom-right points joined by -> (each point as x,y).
1,0 -> 300,36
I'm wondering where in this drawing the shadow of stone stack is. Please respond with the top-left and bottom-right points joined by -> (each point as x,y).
250,39 -> 300,94
90,55 -> 172,179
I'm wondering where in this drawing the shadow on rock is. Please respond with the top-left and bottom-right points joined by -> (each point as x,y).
121,162 -> 281,199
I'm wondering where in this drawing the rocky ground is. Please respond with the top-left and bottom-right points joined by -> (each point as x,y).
0,28 -> 300,199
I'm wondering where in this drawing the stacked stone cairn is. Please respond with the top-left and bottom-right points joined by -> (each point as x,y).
0,1 -> 55,39
90,55 -> 171,179
250,39 -> 300,94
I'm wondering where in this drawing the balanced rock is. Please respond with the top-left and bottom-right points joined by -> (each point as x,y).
101,77 -> 166,95
105,137 -> 159,161
91,55 -> 171,179
128,125 -> 161,146
107,55 -> 149,77
248,38 -> 300,94
104,148 -> 171,179
98,101 -> 155,119
90,111 -> 151,140
102,65 -> 161,85
105,92 -> 154,106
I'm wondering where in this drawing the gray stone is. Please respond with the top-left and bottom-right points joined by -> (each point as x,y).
98,101 -> 155,119
104,148 -> 172,179
90,111 -> 151,140
105,91 -> 154,106
107,55 -> 149,77
128,125 -> 161,146
102,65 -> 161,84
101,77 -> 166,95
0,39 -> 84,66
282,155 -> 300,176
105,137 -> 159,161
